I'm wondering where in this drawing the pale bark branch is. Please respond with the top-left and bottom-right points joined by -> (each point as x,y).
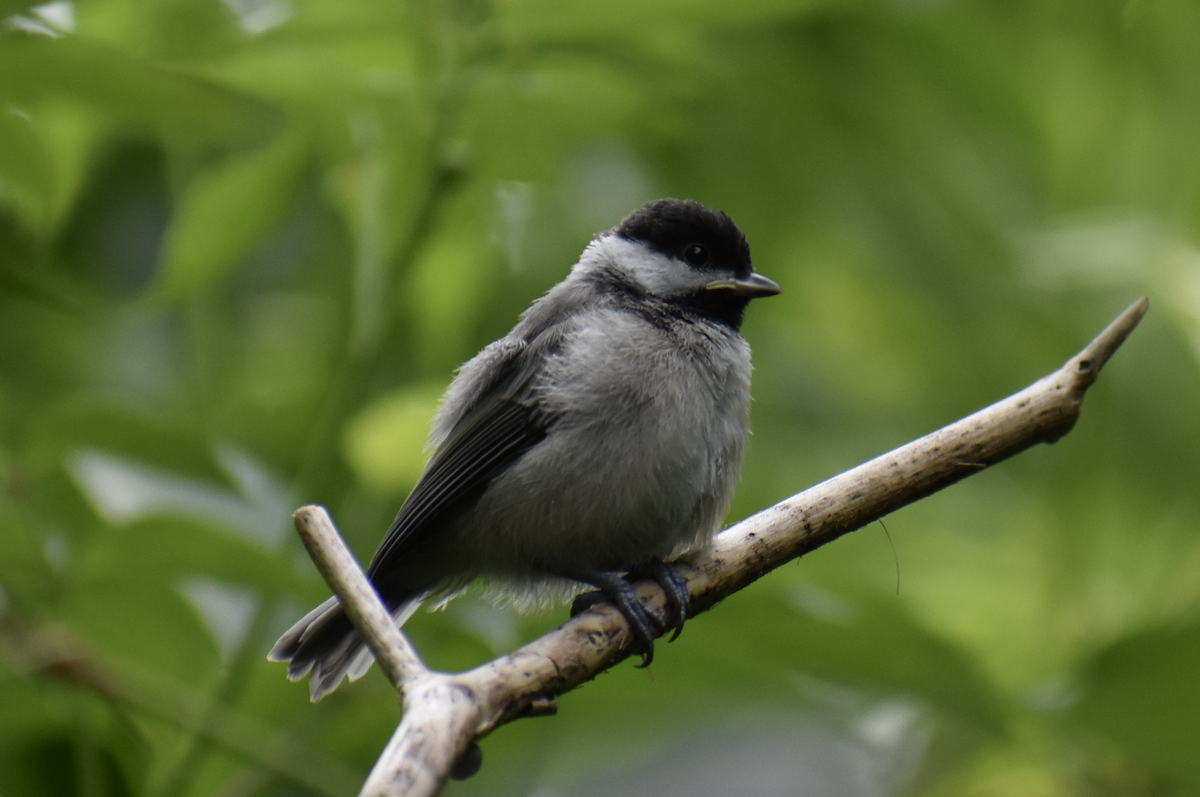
291,296 -> 1148,797
293,509 -> 427,690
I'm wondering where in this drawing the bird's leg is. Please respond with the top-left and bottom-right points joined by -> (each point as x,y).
564,569 -> 659,666
566,558 -> 691,663
627,558 -> 689,642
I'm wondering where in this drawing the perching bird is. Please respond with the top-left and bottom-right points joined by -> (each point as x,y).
270,198 -> 780,700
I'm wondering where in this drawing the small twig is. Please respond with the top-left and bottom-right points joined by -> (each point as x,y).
293,508 -> 428,691
294,297 -> 1148,797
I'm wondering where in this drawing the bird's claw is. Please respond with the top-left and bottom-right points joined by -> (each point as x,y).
645,558 -> 690,642
565,559 -> 691,666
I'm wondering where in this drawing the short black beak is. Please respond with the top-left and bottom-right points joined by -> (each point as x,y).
705,271 -> 782,298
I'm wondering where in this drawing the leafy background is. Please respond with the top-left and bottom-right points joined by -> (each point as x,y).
2,0 -> 1199,795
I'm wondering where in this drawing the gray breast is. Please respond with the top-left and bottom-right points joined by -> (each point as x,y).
455,306 -> 753,580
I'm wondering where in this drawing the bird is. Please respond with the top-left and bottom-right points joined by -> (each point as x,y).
270,198 -> 780,700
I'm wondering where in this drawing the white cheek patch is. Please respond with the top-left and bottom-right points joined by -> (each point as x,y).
577,235 -> 713,297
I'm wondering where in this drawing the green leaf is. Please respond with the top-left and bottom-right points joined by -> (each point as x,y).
0,38 -> 277,144
60,575 -> 221,686
497,0 -> 835,39
0,107 -> 54,232
342,382 -> 444,494
0,0 -> 33,18
402,190 -> 500,372
154,132 -> 309,300
1068,620 -> 1200,785
712,583 -> 1010,734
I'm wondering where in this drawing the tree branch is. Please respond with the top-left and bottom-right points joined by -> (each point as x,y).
293,509 -> 428,692
290,296 -> 1148,797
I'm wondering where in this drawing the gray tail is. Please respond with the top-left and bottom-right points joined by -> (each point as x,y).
268,595 -> 424,701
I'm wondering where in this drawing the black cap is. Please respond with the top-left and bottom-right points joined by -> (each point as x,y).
613,199 -> 752,278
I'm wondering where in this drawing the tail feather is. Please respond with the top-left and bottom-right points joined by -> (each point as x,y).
268,594 -> 426,701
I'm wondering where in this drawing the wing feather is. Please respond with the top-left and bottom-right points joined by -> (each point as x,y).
365,381 -> 550,577
364,289 -> 587,579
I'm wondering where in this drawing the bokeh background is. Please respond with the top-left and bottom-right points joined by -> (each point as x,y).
2,0 -> 1200,795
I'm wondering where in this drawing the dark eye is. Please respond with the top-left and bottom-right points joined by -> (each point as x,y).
681,243 -> 710,267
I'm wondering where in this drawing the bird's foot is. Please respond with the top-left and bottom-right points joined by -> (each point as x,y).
566,570 -> 658,665
565,559 -> 691,665
629,558 -> 690,642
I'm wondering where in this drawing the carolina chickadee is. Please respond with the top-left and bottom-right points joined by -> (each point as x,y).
271,198 -> 780,700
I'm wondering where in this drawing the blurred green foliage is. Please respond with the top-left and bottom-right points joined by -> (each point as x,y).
1,0 -> 1199,795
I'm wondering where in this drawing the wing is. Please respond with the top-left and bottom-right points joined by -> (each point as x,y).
364,345 -> 557,580
364,278 -> 597,580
